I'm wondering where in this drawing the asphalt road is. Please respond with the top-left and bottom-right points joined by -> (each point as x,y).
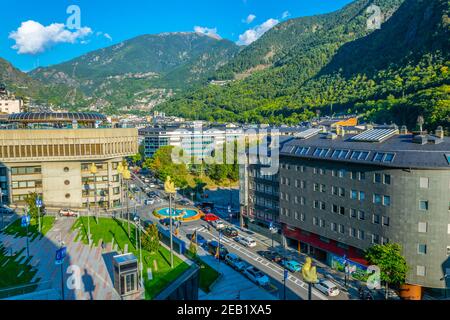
130,172 -> 353,301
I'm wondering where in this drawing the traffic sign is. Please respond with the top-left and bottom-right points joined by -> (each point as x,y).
21,215 -> 30,228
55,247 -> 67,265
35,198 -> 43,208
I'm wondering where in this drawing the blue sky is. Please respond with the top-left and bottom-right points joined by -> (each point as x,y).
1,0 -> 354,71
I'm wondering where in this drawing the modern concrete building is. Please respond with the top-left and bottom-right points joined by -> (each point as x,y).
0,112 -> 138,210
139,123 -> 244,158
0,97 -> 22,115
277,126 -> 450,290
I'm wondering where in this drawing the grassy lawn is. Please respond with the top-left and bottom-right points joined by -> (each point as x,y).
2,216 -> 56,241
0,246 -> 40,299
72,217 -> 190,299
186,252 -> 220,293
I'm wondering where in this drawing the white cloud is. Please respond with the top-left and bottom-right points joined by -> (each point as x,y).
244,14 -> 256,24
194,26 -> 221,40
9,20 -> 92,55
237,18 -> 279,46
282,11 -> 291,19
103,33 -> 113,41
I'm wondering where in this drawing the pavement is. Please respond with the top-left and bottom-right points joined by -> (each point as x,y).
0,217 -> 121,300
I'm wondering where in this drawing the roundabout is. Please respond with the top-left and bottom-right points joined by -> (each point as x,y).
153,207 -> 203,222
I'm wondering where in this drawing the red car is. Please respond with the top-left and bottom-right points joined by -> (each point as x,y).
203,213 -> 219,222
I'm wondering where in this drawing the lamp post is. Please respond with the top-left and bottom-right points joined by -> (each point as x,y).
89,163 -> 99,223
164,176 -> 176,269
134,216 -> 144,291
122,166 -> 132,237
84,183 -> 91,245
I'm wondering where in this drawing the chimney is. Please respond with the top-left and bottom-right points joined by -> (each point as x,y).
435,126 -> 444,139
400,125 -> 408,135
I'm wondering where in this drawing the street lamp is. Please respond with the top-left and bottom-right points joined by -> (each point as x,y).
134,216 -> 144,291
122,165 -> 132,237
84,182 -> 91,245
164,176 -> 176,269
89,163 -> 99,223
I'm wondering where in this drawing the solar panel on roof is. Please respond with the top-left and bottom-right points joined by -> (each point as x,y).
350,129 -> 398,142
295,128 -> 321,139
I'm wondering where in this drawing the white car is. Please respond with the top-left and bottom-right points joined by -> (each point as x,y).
314,279 -> 340,297
149,183 -> 156,188
236,236 -> 257,247
211,220 -> 226,230
144,178 -> 150,183
59,209 -> 80,218
243,266 -> 270,286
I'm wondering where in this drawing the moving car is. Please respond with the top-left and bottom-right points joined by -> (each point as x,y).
59,209 -> 80,218
314,279 -> 340,297
225,253 -> 248,271
149,183 -> 156,188
235,236 -> 257,248
281,259 -> 302,272
223,227 -> 239,238
203,213 -> 219,222
207,240 -> 228,259
211,220 -> 226,230
187,233 -> 207,247
260,250 -> 283,263
243,266 -> 270,286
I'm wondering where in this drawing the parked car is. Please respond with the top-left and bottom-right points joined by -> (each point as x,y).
235,236 -> 257,247
225,253 -> 248,271
207,240 -> 228,259
0,206 -> 14,215
187,233 -> 207,247
223,227 -> 239,238
314,279 -> 340,297
149,183 -> 156,188
211,220 -> 226,230
243,266 -> 270,286
259,250 -> 283,263
159,218 -> 171,227
281,259 -> 302,272
144,178 -> 150,183
203,213 -> 219,222
59,209 -> 80,218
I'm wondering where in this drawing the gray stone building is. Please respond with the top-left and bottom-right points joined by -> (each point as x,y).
278,126 -> 450,290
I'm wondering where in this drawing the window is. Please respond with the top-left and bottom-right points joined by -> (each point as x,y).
372,214 -> 380,224
417,266 -> 426,277
313,217 -> 318,226
384,153 -> 395,163
358,230 -> 365,240
350,228 -> 357,237
374,194 -> 382,204
351,190 -> 358,200
64,180 -> 70,185
372,234 -> 380,244
338,169 -> 345,178
359,191 -> 365,201
448,224 -> 450,235
419,200 -> 429,211
447,246 -> 450,256
374,173 -> 382,183
418,244 -> 427,255
319,219 -> 326,228
384,174 -> 391,185
419,177 -> 429,189
313,148 -> 330,157
64,167 -> 70,172
65,193 -> 71,199
373,153 -> 384,162
383,196 -> 391,206
382,216 -> 390,226
418,222 -> 427,233
338,224 -> 345,234
331,223 -> 337,232
358,210 -> 365,220
350,209 -> 357,219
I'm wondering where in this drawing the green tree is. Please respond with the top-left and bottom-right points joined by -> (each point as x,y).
24,192 -> 41,220
365,243 -> 408,299
188,234 -> 198,257
141,224 -> 161,254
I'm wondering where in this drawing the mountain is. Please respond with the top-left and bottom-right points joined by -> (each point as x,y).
157,0 -> 450,131
0,57 -> 85,107
30,32 -> 240,112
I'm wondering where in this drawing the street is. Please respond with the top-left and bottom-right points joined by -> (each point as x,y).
130,172 -> 354,301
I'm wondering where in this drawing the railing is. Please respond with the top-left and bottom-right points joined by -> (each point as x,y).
0,280 -> 53,300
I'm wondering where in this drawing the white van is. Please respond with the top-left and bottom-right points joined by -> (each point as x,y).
314,279 -> 340,297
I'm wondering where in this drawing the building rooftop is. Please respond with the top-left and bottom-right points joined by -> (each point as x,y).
7,112 -> 107,123
281,131 -> 450,169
